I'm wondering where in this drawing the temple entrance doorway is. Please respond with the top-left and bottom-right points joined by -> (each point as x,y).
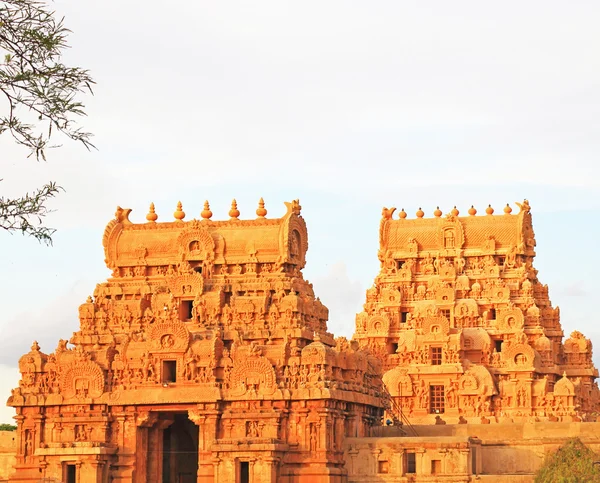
161,413 -> 199,483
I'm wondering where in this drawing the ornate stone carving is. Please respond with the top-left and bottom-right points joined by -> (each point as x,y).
60,361 -> 105,399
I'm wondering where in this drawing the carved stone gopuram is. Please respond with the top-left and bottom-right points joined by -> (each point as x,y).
355,201 -> 600,424
7,199 -> 385,483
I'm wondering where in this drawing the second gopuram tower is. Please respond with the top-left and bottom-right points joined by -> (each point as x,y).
354,201 -> 599,423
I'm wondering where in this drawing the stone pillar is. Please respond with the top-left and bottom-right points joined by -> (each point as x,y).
263,456 -> 281,482
146,424 -> 164,483
75,460 -> 83,483
188,408 -> 218,483
135,426 -> 149,483
211,456 -> 221,483
394,448 -> 404,475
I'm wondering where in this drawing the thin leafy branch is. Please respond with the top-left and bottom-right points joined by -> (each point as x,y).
0,180 -> 62,244
0,0 -> 95,244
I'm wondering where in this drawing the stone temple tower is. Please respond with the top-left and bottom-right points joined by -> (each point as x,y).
7,199 -> 385,483
353,201 -> 599,424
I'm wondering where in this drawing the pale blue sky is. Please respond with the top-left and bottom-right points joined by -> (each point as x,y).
1,1 -> 600,422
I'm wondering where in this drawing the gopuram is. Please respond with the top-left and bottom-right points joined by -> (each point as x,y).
6,199 -> 385,483
354,201 -> 600,424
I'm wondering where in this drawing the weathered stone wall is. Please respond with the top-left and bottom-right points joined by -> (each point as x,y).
345,422 -> 600,482
0,431 -> 17,482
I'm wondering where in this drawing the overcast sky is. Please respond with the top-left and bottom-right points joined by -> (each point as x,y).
1,1 -> 599,423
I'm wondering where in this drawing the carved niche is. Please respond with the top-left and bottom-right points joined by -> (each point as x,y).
438,215 -> 465,254
281,208 -> 308,269
503,342 -> 536,370
177,224 -> 216,262
367,314 -> 390,336
422,316 -> 450,338
497,308 -> 525,331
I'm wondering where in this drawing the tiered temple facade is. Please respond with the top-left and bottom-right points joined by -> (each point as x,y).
6,198 -> 600,482
354,201 -> 600,424
6,200 -> 385,483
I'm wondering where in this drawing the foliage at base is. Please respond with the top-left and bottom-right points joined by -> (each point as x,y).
0,423 -> 16,431
535,438 -> 600,483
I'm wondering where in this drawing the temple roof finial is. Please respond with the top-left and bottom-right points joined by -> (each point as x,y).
256,198 -> 267,218
201,200 -> 213,220
146,202 -> 158,222
174,201 -> 185,221
229,199 -> 240,219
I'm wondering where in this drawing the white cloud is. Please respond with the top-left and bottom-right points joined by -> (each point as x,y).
2,0 -> 600,399
310,262 -> 366,339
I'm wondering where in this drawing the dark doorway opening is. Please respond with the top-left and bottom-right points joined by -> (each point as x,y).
162,360 -> 177,384
65,464 -> 76,483
240,461 -> 250,483
161,413 -> 199,483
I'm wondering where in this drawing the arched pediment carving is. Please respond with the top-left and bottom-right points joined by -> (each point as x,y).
367,314 -> 390,336
438,216 -> 465,251
60,360 -> 105,399
148,320 -> 190,353
176,225 -> 215,262
423,316 -> 450,336
228,355 -> 277,397
382,367 -> 413,397
280,210 -> 308,269
503,343 -> 535,369
458,364 -> 496,396
167,273 -> 204,297
498,308 -> 525,331
554,373 -> 575,397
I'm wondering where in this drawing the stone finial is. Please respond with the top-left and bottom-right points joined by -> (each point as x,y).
416,207 -> 424,218
256,198 -> 267,218
399,208 -> 407,219
201,200 -> 213,220
31,341 -> 40,352
468,205 -> 477,216
486,204 -> 494,215
229,199 -> 240,219
86,295 -> 93,303
174,201 -> 185,221
146,202 -> 158,222
504,203 -> 513,214
451,206 -> 459,216
434,207 -> 442,217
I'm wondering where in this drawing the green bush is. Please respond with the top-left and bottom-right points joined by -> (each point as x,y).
0,423 -> 16,431
535,438 -> 600,483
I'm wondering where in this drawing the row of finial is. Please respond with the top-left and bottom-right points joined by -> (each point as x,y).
391,204 -> 515,220
145,198 -> 268,222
